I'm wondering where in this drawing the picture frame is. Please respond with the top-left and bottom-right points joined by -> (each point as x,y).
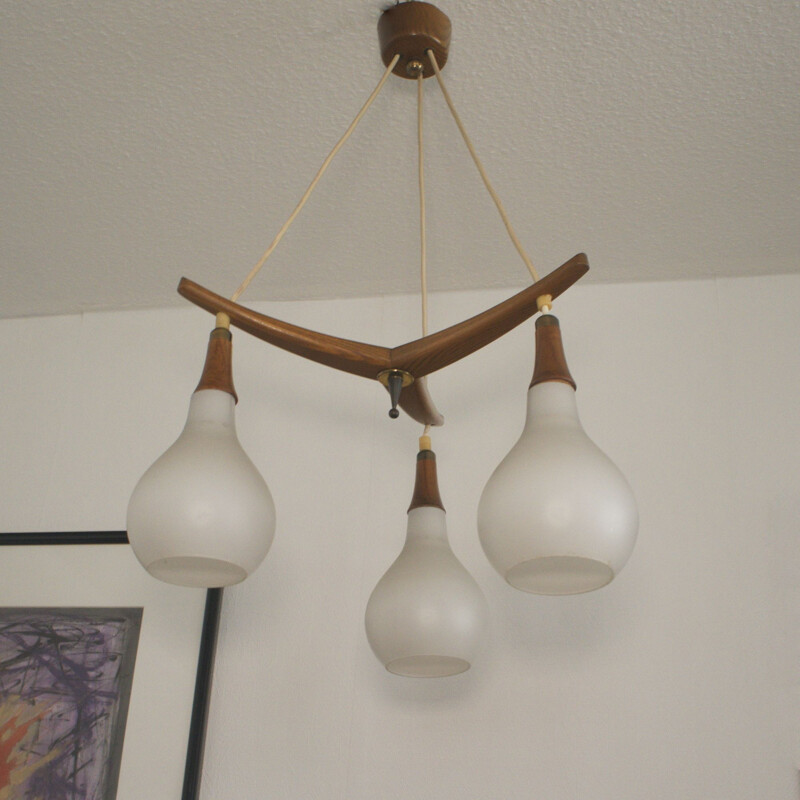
0,531 -> 222,800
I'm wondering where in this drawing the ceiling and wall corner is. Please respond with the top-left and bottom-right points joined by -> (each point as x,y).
1,0 -> 799,319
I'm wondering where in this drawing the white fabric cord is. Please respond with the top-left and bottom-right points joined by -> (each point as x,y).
230,54 -> 401,302
418,72 -> 429,339
419,73 -> 433,441
426,50 -> 540,283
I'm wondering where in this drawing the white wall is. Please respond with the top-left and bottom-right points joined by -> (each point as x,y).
1,274 -> 798,798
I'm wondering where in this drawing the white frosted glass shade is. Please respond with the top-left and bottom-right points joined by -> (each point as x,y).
127,389 -> 275,587
478,381 -> 637,595
365,507 -> 488,677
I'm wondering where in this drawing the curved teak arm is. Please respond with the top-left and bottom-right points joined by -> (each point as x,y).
177,253 -> 589,425
388,253 -> 588,375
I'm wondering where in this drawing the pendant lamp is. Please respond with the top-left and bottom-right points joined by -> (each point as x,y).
365,439 -> 488,677
127,327 -> 275,587
478,315 -> 638,594
127,1 -> 638,674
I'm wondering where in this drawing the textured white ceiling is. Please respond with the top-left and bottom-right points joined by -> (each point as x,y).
2,0 -> 799,319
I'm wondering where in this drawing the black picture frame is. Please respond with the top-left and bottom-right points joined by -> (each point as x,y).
0,531 -> 221,800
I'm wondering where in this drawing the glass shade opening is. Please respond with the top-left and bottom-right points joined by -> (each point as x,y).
385,655 -> 471,678
145,556 -> 248,588
505,556 -> 614,595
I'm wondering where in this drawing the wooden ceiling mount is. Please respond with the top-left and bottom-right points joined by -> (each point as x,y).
378,2 -> 451,79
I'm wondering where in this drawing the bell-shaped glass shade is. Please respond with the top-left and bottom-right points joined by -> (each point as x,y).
478,380 -> 637,594
365,506 -> 488,677
127,388 -> 275,588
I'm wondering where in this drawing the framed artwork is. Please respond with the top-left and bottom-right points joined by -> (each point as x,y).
0,531 -> 221,800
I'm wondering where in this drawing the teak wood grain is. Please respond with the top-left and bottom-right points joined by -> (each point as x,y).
408,449 -> 445,512
195,328 -> 238,401
393,376 -> 444,427
177,253 -> 589,424
178,278 -> 392,379
529,315 -> 576,389
389,253 -> 588,376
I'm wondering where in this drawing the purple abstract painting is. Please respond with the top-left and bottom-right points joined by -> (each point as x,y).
0,607 -> 142,800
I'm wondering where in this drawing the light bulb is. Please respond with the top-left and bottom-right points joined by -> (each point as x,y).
478,315 -> 637,595
365,449 -> 488,677
127,329 -> 275,587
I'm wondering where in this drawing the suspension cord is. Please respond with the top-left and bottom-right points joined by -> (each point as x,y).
226,54 -> 401,308
426,49 -> 540,284
416,70 -> 433,438
418,72 -> 429,341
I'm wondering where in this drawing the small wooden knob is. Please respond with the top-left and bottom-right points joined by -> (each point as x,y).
529,315 -> 576,390
195,328 -> 238,402
408,449 -> 445,512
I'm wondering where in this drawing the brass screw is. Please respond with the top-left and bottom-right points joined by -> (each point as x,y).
406,60 -> 425,77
